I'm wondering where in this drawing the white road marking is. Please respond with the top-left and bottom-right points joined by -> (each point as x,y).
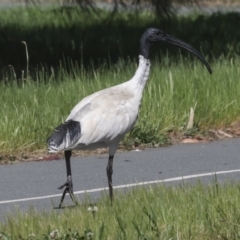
1,169 -> 240,205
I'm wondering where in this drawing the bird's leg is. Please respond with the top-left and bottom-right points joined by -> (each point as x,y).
58,150 -> 76,208
106,155 -> 114,203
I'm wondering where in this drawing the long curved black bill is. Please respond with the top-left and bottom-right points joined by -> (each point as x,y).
165,35 -> 212,74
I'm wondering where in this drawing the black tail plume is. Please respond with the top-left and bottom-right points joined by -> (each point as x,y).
47,120 -> 81,152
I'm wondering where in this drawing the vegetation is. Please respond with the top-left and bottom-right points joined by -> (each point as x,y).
1,179 -> 240,239
0,5 -> 239,158
1,55 -> 240,157
1,2 -> 240,239
15,0 -> 198,18
0,6 -> 240,78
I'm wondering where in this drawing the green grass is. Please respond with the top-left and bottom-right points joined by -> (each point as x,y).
1,55 -> 240,156
1,5 -> 240,77
1,179 -> 240,239
0,6 -> 239,158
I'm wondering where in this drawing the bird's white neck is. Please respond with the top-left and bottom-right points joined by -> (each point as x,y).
130,55 -> 151,93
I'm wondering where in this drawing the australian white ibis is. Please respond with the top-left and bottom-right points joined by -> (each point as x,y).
47,27 -> 212,208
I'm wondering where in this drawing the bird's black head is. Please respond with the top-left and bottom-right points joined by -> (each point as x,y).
141,28 -> 166,44
140,27 -> 212,74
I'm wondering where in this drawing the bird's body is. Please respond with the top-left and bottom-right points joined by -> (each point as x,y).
47,28 -> 212,207
48,56 -> 150,155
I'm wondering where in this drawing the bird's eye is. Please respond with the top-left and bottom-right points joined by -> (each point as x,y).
156,31 -> 160,35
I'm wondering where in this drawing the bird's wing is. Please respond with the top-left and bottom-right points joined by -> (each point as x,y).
47,102 -> 93,152
47,82 -> 139,152
69,85 -> 138,146
66,86 -> 115,121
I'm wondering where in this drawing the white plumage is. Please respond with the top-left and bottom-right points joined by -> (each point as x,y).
47,27 -> 212,207
49,56 -> 150,155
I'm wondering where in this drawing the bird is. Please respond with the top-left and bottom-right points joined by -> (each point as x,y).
47,27 -> 212,208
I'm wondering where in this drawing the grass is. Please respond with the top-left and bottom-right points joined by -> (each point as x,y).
0,4 -> 240,239
1,55 -> 240,157
0,5 -> 239,159
1,178 -> 240,239
1,5 -> 240,77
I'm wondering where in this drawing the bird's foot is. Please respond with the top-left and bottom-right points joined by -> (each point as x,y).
57,175 -> 77,208
58,175 -> 73,190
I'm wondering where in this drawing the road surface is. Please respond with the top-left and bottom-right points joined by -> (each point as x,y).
1,138 -> 240,221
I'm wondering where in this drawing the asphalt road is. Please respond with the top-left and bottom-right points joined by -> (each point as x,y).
1,138 -> 240,221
